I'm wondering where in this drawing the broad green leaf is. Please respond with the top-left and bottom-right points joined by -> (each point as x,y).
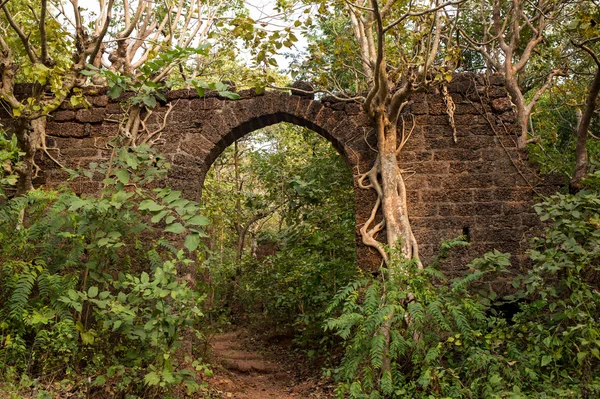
541,355 -> 552,367
151,210 -> 169,223
218,91 -> 240,100
186,215 -> 209,226
92,376 -> 106,386
184,233 -> 201,252
139,199 -> 164,212
80,331 -> 95,345
144,371 -> 161,386
88,286 -> 99,298
165,223 -> 186,234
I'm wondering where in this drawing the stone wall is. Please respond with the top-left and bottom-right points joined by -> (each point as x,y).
0,74 -> 563,277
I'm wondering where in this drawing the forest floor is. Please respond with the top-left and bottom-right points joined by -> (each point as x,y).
206,329 -> 336,398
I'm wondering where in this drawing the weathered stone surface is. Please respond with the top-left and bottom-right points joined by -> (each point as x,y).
76,108 -> 106,123
52,111 -> 76,122
492,97 -> 512,113
46,122 -> 87,138
0,75 -> 562,278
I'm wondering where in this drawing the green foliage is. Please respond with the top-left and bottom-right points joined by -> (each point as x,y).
202,123 -> 357,349
0,145 -> 209,397
326,239 -> 502,398
0,130 -> 21,197
82,45 -> 240,105
529,85 -> 600,178
289,12 -> 367,93
327,171 -> 600,398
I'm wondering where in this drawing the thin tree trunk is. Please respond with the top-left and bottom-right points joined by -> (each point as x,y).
14,117 -> 46,195
504,76 -> 530,148
571,65 -> 600,190
233,140 -> 244,261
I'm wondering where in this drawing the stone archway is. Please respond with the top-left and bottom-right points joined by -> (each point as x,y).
164,90 -> 367,196
6,74 -> 562,275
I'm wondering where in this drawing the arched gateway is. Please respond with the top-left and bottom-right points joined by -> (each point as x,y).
4,74 -> 561,274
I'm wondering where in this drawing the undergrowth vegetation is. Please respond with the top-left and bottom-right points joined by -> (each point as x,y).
326,171 -> 600,398
1,122 -> 599,399
2,124 -> 599,398
0,145 -> 211,398
200,124 -> 358,351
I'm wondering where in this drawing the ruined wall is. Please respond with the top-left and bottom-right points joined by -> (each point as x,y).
0,74 -> 563,276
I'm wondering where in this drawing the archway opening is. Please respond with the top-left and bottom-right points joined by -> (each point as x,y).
199,121 -> 357,356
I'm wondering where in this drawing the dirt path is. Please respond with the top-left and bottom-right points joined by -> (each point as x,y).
207,330 -> 334,399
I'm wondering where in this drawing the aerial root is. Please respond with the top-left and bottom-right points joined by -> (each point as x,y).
119,102 -> 176,148
358,155 -> 388,261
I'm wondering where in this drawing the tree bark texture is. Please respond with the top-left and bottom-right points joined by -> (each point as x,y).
571,65 -> 600,190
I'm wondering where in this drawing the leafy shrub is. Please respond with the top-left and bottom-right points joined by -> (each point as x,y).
0,145 -> 210,397
0,130 -> 20,198
202,125 -> 358,352
326,171 -> 600,398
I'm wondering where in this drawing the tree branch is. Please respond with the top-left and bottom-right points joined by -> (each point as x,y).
1,3 -> 38,63
383,0 -> 464,33
40,0 -> 52,66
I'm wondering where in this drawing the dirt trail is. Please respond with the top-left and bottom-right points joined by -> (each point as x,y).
207,330 -> 334,399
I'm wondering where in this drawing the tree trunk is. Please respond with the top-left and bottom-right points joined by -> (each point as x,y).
571,65 -> 600,191
14,117 -> 45,195
504,75 -> 530,149
372,115 -> 422,378
373,110 -> 421,264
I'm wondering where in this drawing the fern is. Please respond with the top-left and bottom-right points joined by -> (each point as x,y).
157,238 -> 178,255
389,330 -> 408,358
424,343 -> 441,365
380,369 -> 393,395
370,333 -> 385,369
364,283 -> 380,315
452,270 -> 485,293
427,300 -> 450,331
8,264 -> 37,319
449,306 -> 470,337
408,301 -> 425,324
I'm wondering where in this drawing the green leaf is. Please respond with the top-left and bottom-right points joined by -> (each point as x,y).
69,198 -> 89,211
80,331 -> 95,345
541,355 -> 552,367
144,371 -> 161,386
143,95 -> 157,108
151,210 -> 169,223
163,191 -> 181,203
141,272 -> 150,284
184,233 -> 201,252
219,91 -> 240,100
117,292 -> 127,303
92,376 -> 106,386
165,222 -> 186,234
186,215 -> 209,226
139,199 -> 164,212
108,85 -> 123,99
88,286 -> 99,298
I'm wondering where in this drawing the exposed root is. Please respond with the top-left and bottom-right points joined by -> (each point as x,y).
29,116 -> 64,178
357,153 -> 422,269
442,83 -> 457,143
119,102 -> 176,148
396,114 -> 416,154
357,157 -> 388,261
138,102 -> 175,146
